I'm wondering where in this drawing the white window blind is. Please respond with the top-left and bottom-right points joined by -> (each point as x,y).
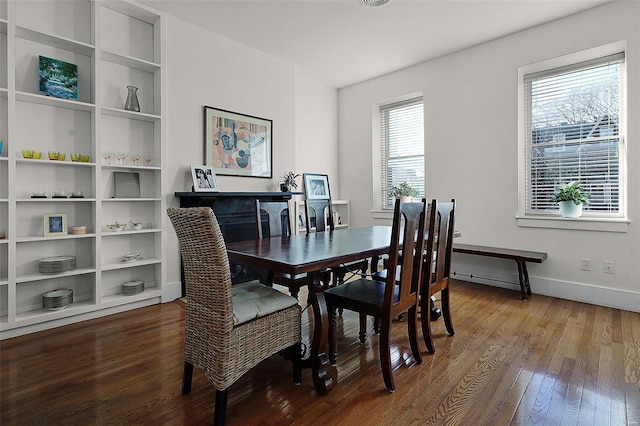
380,97 -> 424,209
524,53 -> 624,215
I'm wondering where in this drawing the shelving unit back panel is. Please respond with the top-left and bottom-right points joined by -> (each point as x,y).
14,0 -> 92,45
101,232 -> 157,265
0,97 -> 7,146
0,244 -> 7,282
14,38 -> 93,102
101,169 -> 158,199
16,238 -> 95,276
0,162 -> 7,198
16,164 -> 94,198
100,6 -> 155,63
100,61 -> 155,114
16,274 -> 95,315
0,1 -> 6,20
0,31 -> 7,88
101,200 -> 158,228
100,113 -> 155,153
15,202 -> 95,238
15,101 -> 92,152
101,264 -> 157,297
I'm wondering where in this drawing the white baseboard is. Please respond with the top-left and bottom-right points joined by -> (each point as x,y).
453,274 -> 640,313
162,281 -> 182,303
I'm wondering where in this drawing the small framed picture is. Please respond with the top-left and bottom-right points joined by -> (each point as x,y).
191,165 -> 218,192
303,173 -> 331,200
44,213 -> 68,237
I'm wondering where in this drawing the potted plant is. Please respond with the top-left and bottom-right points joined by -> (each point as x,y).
280,171 -> 300,192
390,181 -> 419,202
551,181 -> 589,218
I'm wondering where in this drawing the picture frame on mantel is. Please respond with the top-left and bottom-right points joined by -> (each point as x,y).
191,165 -> 218,192
204,105 -> 273,178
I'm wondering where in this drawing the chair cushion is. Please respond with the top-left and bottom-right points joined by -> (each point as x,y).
232,281 -> 299,326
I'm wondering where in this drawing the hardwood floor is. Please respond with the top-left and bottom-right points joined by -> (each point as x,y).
1,280 -> 639,425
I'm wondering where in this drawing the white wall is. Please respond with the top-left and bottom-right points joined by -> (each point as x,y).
338,1 -> 640,312
163,17 -> 338,285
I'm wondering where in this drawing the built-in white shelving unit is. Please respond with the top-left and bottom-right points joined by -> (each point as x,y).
0,0 -> 165,339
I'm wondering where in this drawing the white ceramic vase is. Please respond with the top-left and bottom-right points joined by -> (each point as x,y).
558,201 -> 582,218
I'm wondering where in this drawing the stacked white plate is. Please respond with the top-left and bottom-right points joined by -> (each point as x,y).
39,256 -> 77,274
42,289 -> 73,310
122,280 -> 145,296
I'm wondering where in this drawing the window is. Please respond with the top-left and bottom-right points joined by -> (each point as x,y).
521,50 -> 626,219
380,97 -> 424,209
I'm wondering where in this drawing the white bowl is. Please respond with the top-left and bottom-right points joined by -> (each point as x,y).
107,223 -> 125,232
71,225 -> 87,235
128,222 -> 143,230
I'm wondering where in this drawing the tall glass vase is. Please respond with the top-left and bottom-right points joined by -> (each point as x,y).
124,86 -> 140,112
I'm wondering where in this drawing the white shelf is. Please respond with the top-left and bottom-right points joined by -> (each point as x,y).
101,50 -> 160,73
101,164 -> 160,171
15,91 -> 96,112
17,158 -> 96,168
102,258 -> 161,271
101,288 -> 161,307
101,106 -> 161,122
102,198 -> 161,202
16,267 -> 97,283
15,25 -> 95,56
17,198 -> 96,202
15,300 -> 96,325
102,228 -> 160,236
16,234 -> 96,243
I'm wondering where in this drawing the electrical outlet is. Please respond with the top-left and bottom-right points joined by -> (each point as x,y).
581,258 -> 591,271
604,261 -> 615,274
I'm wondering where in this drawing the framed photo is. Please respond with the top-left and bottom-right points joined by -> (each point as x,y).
191,165 -> 218,192
204,106 -> 272,178
38,55 -> 78,100
44,213 -> 68,237
303,173 -> 331,200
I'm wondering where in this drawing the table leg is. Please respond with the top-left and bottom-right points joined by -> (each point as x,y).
516,260 -> 528,300
302,273 -> 335,395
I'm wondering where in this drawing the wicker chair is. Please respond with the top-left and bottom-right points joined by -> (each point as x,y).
167,207 -> 302,426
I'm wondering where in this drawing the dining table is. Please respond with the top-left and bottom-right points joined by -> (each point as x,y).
226,225 -> 394,395
226,225 -> 461,395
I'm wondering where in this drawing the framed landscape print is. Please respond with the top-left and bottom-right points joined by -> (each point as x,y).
204,106 -> 272,178
38,55 -> 79,100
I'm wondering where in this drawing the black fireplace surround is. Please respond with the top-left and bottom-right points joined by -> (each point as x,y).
175,191 -> 298,295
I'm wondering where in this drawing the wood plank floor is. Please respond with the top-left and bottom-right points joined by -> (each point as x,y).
1,280 -> 639,425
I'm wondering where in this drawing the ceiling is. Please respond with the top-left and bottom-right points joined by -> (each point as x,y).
141,0 -> 612,89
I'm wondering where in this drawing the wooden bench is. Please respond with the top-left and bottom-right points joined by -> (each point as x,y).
452,244 -> 547,300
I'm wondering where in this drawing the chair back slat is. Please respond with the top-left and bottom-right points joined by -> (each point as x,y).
383,198 -> 430,316
425,199 -> 456,287
304,199 -> 334,233
255,200 -> 291,239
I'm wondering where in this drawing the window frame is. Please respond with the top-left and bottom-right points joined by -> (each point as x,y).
372,93 -> 425,214
517,41 -> 628,232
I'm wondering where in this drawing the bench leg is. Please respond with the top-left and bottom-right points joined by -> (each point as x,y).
515,260 -> 532,300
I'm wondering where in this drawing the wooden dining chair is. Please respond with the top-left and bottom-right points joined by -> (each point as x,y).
324,198 -> 431,392
255,200 -> 309,298
421,199 -> 456,353
167,206 -> 302,425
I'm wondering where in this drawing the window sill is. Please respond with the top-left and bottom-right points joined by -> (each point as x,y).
371,209 -> 393,220
516,215 -> 629,232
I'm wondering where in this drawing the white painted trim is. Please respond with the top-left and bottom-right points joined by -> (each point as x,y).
162,281 -> 182,303
454,276 -> 639,313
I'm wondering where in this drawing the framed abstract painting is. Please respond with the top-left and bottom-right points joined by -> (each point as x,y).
204,106 -> 272,178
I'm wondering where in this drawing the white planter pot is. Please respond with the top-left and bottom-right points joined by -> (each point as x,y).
559,201 -> 583,218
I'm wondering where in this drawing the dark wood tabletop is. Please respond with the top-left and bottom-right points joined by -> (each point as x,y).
226,225 -> 393,275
